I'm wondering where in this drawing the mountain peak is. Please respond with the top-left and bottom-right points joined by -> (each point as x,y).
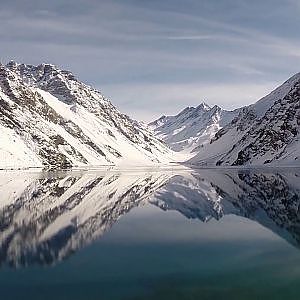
0,61 -> 173,169
150,102 -> 239,152
196,102 -> 211,111
5,61 -> 73,82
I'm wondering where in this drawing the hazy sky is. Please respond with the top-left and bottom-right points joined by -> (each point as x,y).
1,0 -> 300,121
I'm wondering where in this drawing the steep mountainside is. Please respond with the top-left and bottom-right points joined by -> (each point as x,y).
189,73 -> 300,166
149,103 -> 239,153
0,61 -> 173,169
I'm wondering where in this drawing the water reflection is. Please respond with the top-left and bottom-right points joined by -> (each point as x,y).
0,168 -> 300,267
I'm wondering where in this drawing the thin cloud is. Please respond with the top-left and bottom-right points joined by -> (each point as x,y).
1,0 -> 300,121
100,81 -> 279,122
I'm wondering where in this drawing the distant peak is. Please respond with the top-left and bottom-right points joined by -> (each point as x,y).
196,102 -> 210,111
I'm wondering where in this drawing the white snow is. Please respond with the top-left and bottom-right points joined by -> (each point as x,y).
149,103 -> 239,154
0,125 -> 43,169
189,73 -> 300,166
0,63 -> 176,169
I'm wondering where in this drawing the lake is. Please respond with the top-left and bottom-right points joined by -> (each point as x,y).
0,167 -> 300,299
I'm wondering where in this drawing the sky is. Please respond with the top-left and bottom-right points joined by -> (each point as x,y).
1,0 -> 300,122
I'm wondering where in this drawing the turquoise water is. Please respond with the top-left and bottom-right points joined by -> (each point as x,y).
0,168 -> 300,299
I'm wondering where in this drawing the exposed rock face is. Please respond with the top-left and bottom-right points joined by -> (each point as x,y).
0,61 -> 173,169
189,73 -> 300,166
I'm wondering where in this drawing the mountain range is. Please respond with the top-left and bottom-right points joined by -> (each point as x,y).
149,103 -> 240,153
0,61 -> 174,169
1,60 -> 300,168
151,72 -> 300,166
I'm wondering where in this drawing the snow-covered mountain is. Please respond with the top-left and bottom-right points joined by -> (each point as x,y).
0,61 -> 174,169
149,103 -> 239,153
189,73 -> 300,166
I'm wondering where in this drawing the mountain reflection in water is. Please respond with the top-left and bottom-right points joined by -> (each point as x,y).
0,168 -> 300,268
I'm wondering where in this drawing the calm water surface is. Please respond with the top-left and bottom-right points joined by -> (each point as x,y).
0,167 -> 300,299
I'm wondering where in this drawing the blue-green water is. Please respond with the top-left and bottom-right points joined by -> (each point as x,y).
0,168 -> 300,299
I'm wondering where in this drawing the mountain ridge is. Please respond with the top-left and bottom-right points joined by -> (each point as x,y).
149,101 -> 240,153
189,72 -> 300,166
0,61 -> 175,169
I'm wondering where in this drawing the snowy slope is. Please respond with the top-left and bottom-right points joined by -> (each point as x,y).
149,103 -> 239,153
0,61 -> 174,169
189,73 -> 300,166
